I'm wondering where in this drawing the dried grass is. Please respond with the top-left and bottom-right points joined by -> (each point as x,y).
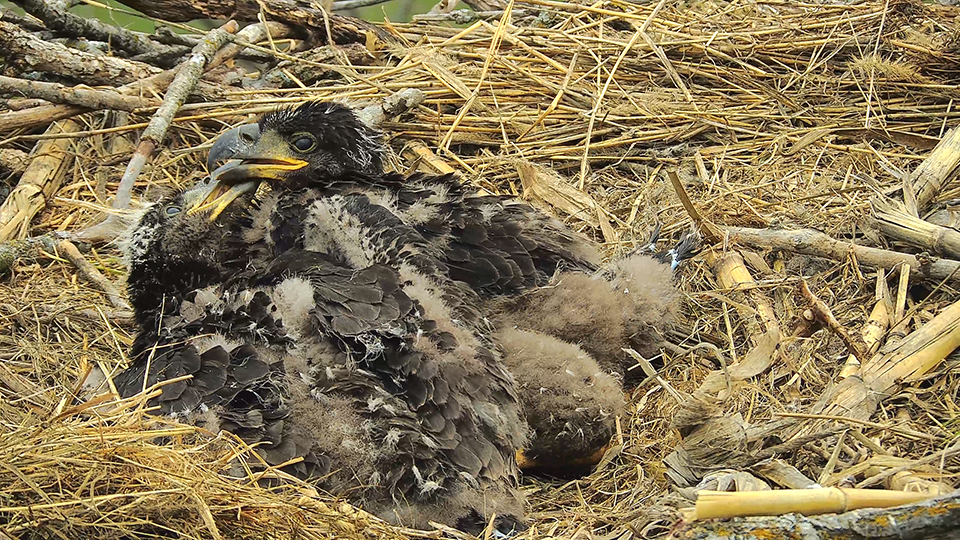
3,0 -> 960,537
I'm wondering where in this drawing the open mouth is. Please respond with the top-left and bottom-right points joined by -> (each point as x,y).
187,156 -> 308,221
188,177 -> 261,221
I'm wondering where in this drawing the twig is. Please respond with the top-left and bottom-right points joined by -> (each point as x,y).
799,279 -> 868,362
412,8 -> 527,23
78,21 -> 238,243
0,232 -> 64,273
113,21 -> 250,208
0,75 -> 155,112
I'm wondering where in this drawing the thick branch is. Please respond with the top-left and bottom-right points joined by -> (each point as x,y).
680,489 -> 960,540
0,22 -> 232,133
0,21 -> 161,86
10,0 -> 176,58
0,75 -> 155,112
110,0 -> 393,44
723,226 -> 960,284
0,5 -> 46,31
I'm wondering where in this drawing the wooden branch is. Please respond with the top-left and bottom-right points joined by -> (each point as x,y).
909,127 -> 960,216
0,104 -> 87,134
873,198 -> 960,260
679,489 -> 960,540
0,119 -> 82,242
0,5 -> 46,31
10,0 -> 175,58
0,232 -> 61,273
0,75 -> 155,112
0,21 -> 278,135
413,9 -> 524,23
0,21 -> 161,86
723,226 -> 960,284
110,0 -> 393,45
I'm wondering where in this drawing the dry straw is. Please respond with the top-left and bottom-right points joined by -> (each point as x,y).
2,0 -> 960,537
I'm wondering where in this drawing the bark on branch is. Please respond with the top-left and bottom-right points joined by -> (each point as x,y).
110,0 -> 394,44
723,226 -> 960,284
0,75 -> 156,112
679,489 -> 960,540
0,20 -> 161,86
10,0 -> 179,59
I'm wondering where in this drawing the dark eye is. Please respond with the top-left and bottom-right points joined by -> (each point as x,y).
165,205 -> 182,216
291,132 -> 316,153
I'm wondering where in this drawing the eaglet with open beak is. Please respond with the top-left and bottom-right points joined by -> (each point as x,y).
191,102 -> 385,219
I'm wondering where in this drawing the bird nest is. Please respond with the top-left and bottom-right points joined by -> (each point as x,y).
2,0 -> 960,537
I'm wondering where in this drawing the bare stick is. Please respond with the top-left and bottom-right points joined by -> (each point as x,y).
54,239 -> 130,311
331,0 -> 392,9
413,9 -> 526,23
109,0 -> 391,44
0,75 -> 155,112
723,226 -> 960,284
799,279 -> 868,362
0,104 -> 87,133
75,21 -> 238,244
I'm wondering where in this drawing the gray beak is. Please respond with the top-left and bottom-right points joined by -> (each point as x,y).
206,123 -> 261,173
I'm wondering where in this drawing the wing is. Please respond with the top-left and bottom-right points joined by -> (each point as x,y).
337,172 -> 601,296
247,199 -> 525,501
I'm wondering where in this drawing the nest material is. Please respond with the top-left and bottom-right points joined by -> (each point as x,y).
2,0 -> 960,538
